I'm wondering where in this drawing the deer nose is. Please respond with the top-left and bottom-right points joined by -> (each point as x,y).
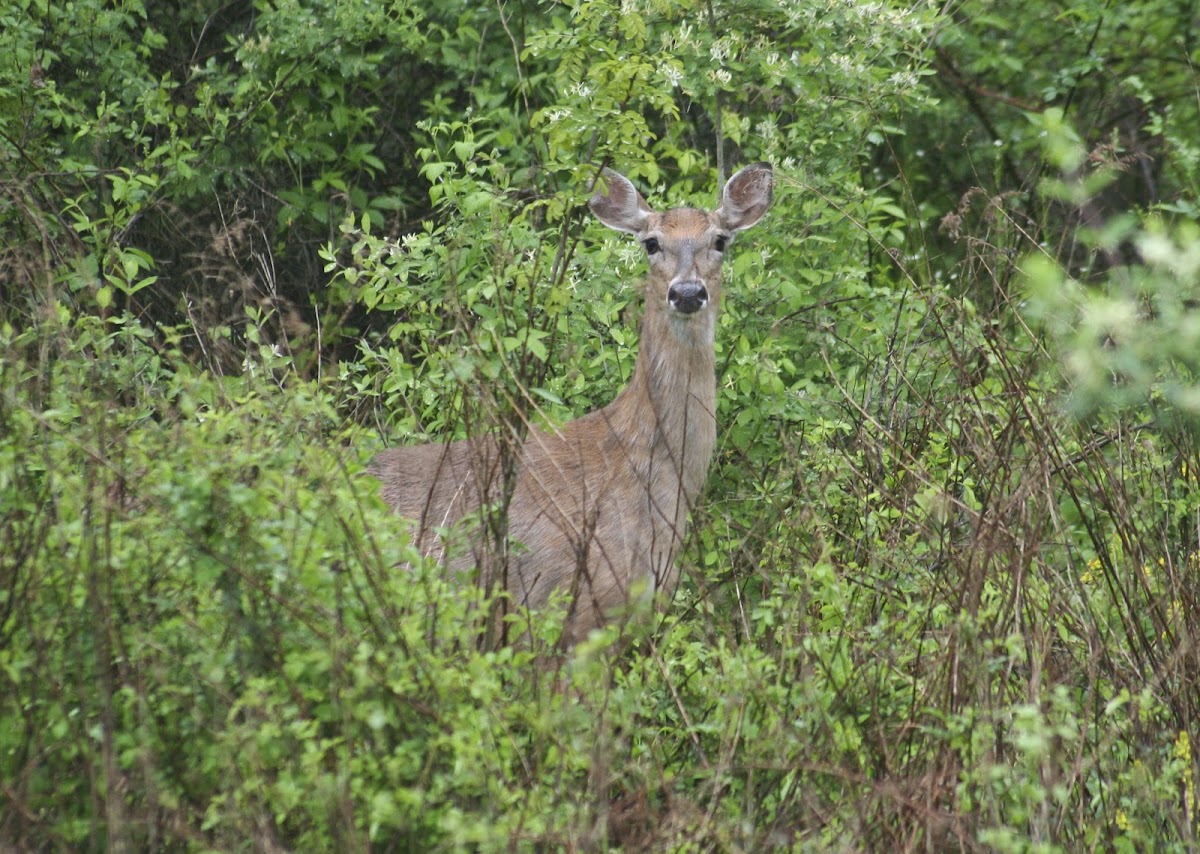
668,282 -> 708,314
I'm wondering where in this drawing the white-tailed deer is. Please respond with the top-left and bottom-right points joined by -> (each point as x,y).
370,163 -> 773,642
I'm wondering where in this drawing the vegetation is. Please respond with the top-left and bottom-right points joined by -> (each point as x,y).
2,0 -> 1198,848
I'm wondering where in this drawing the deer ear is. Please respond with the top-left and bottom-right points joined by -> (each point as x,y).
718,162 -> 773,232
589,168 -> 653,234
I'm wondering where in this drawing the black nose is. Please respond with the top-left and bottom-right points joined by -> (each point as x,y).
668,282 -> 708,314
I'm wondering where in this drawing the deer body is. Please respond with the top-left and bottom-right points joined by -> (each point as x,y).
370,164 -> 773,641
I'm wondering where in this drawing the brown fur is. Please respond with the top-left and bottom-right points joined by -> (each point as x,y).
369,164 -> 773,642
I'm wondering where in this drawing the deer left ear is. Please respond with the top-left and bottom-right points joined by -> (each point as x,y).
718,163 -> 773,232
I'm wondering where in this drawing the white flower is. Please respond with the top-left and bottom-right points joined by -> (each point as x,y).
887,70 -> 919,90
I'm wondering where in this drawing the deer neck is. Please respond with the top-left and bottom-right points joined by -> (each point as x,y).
609,299 -> 718,502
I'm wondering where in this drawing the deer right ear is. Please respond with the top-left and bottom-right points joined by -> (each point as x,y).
589,168 -> 652,234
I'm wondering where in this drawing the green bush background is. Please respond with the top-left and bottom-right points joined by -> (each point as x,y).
2,0 -> 1198,849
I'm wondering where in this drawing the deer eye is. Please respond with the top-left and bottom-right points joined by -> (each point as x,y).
643,237 -> 660,255
714,235 -> 728,253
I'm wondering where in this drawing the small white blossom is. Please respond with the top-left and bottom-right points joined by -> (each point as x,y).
829,53 -> 862,75
618,245 -> 641,272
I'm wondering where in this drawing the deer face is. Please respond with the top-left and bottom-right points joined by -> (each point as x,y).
639,208 -> 728,319
589,164 -> 774,328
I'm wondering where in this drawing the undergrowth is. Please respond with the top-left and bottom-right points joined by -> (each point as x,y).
2,213 -> 1197,849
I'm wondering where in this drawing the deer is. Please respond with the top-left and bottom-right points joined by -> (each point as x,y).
369,162 -> 774,643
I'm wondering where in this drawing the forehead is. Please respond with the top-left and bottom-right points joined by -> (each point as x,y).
653,207 -> 715,234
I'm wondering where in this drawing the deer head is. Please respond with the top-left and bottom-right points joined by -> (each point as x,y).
589,163 -> 774,343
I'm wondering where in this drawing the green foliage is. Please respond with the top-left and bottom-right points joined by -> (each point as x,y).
1019,106 -> 1200,421
3,0 -> 1200,849
0,313 -> 587,848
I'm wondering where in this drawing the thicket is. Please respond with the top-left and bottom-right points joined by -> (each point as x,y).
2,0 -> 1198,849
